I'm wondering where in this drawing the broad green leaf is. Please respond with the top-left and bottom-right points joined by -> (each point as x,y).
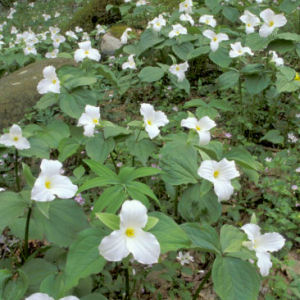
172,42 -> 194,60
0,269 -> 11,294
241,64 -> 264,75
2,270 -> 28,300
78,177 -> 113,193
136,29 -> 164,56
127,181 -> 160,206
103,126 -> 131,139
64,228 -> 106,291
209,47 -> 232,68
58,138 -> 80,162
260,129 -> 284,144
181,223 -> 221,254
212,256 -> 260,300
84,159 -> 119,181
22,163 -> 35,188
217,71 -> 239,90
40,273 -> 65,300
35,93 -> 59,110
138,67 -> 165,82
222,6 -> 239,22
245,33 -> 271,51
126,167 -> 162,181
220,225 -> 245,254
244,74 -> 271,95
205,0 -> 221,13
96,213 -> 120,230
64,76 -> 97,90
149,212 -> 191,253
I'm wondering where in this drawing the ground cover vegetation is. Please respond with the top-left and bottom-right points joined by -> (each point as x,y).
0,0 -> 299,299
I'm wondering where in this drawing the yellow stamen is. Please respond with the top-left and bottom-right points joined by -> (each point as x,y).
45,181 -> 51,189
268,20 -> 274,27
195,125 -> 201,131
156,22 -> 160,26
184,3 -> 188,7
52,79 -> 57,84
125,228 -> 135,237
13,136 -> 19,142
213,170 -> 219,178
205,20 -> 209,24
93,118 -> 99,124
213,37 -> 217,42
247,23 -> 251,27
84,50 -> 89,55
176,31 -> 180,35
294,72 -> 300,81
175,66 -> 180,71
147,120 -> 152,125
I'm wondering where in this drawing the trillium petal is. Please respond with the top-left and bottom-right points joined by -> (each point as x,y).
99,230 -> 129,261
85,105 -> 100,120
78,113 -> 91,126
60,296 -> 80,300
88,48 -> 101,61
273,14 -> 287,28
10,124 -> 22,136
140,103 -> 155,120
126,229 -> 160,264
0,134 -> 14,147
181,117 -> 198,129
198,116 -> 216,131
153,111 -> 169,127
40,159 -> 62,175
210,41 -> 219,52
213,180 -> 234,201
197,160 -> 216,182
79,40 -> 91,50
50,175 -> 78,199
25,293 -> 54,300
43,66 -> 56,78
259,24 -> 274,37
74,49 -> 86,62
31,177 -> 56,202
258,233 -> 285,252
16,137 -> 31,150
84,124 -> 96,137
256,251 -> 272,276
120,200 -> 148,229
37,79 -> 51,94
241,223 -> 261,241
260,8 -> 274,22
203,29 -> 215,39
218,159 -> 240,180
145,124 -> 160,139
217,33 -> 229,42
198,130 -> 211,146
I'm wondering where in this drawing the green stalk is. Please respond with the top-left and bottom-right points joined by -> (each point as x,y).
192,268 -> 212,300
24,207 -> 32,261
174,186 -> 179,220
125,267 -> 130,300
15,148 -> 20,192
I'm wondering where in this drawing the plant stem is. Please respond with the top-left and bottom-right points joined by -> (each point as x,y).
125,267 -> 130,300
15,148 -> 20,192
24,207 -> 32,261
174,186 -> 179,220
192,268 -> 212,300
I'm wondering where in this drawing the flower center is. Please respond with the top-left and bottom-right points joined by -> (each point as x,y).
175,66 -> 180,71
45,180 -> 51,189
295,72 -> 300,81
268,20 -> 274,27
156,22 -> 160,26
52,79 -> 57,84
238,50 -> 242,54
195,125 -> 201,131
184,3 -> 188,7
125,228 -> 135,237
247,23 -> 251,27
13,136 -> 19,141
84,50 -> 89,55
176,31 -> 180,35
205,20 -> 209,24
147,120 -> 152,125
213,170 -> 219,178
213,37 -> 217,42
93,118 -> 99,124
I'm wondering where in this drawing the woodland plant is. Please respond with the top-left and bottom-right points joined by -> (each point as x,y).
0,0 -> 299,299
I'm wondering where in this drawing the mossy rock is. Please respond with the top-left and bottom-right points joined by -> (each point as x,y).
0,58 -> 75,130
63,0 -> 122,33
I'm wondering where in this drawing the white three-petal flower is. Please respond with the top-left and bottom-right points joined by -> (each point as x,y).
240,10 -> 260,34
198,158 -> 239,201
241,223 -> 285,276
122,54 -> 136,70
169,61 -> 189,81
77,105 -> 101,137
199,15 -> 217,27
25,293 -> 79,300
229,42 -> 254,58
259,8 -> 287,38
37,66 -> 60,94
269,50 -> 284,66
140,103 -> 169,139
181,116 -> 216,145
0,124 -> 30,150
74,41 -> 101,62
168,24 -> 187,38
99,200 -> 160,265
203,30 -> 229,52
31,159 -> 78,202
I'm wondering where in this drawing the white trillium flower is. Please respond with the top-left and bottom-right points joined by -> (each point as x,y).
31,159 -> 78,202
136,0 -> 147,6
168,24 -> 187,38
42,14 -> 51,21
75,26 -> 83,33
177,251 -> 194,266
140,103 -> 169,139
179,0 -> 193,14
269,50 -> 284,66
169,61 -> 189,82
37,66 -> 60,94
96,24 -> 106,35
25,293 -> 79,300
99,200 -> 160,264
24,45 -> 37,56
241,223 -> 285,276
49,26 -> 60,36
181,116 -> 216,145
148,15 -> 166,32
0,124 -> 30,150
180,13 -> 194,25
55,12 -> 61,18
240,10 -> 260,34
77,105 -> 101,137
82,32 -> 90,41
198,158 -> 240,201
74,41 -> 101,62
229,42 -> 253,58
203,30 -> 229,52
0,188 -> 5,192
45,48 -> 59,59
122,54 -> 136,70
65,30 -> 78,40
199,15 -> 217,27
52,34 -> 65,48
120,28 -> 132,44
259,9 -> 287,38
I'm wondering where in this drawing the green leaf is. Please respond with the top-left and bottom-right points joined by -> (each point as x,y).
136,29 -> 164,56
22,163 -> 35,188
85,133 -> 115,163
97,65 -> 118,87
209,47 -> 232,68
126,167 -> 162,181
205,0 -> 221,13
138,67 -> 165,82
220,225 -> 245,254
96,213 -> 120,230
58,138 -> 80,162
212,256 -> 260,300
64,228 -> 106,291
0,192 -> 28,232
172,42 -> 194,60
21,258 -> 56,294
0,269 -> 12,294
181,223 -> 221,254
217,71 -> 239,90
73,165 -> 85,179
241,64 -> 265,75
245,33 -> 271,51
179,184 -> 221,224
244,74 -> 271,95
35,93 -> 59,110
2,270 -> 28,300
64,76 -> 97,90
78,177 -> 113,193
260,129 -> 284,144
84,159 -> 119,181
103,126 -> 131,139
144,216 -> 159,231
222,6 -> 239,22
149,212 -> 191,253
40,273 -> 65,300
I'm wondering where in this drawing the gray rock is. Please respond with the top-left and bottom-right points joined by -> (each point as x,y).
0,58 -> 75,129
100,33 -> 122,56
